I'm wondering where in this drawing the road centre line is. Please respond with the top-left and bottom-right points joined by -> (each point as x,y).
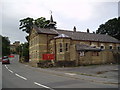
8,69 -> 13,73
5,65 -> 27,81
15,73 -> 27,80
65,73 -> 77,76
34,82 -> 54,90
5,65 -> 13,73
5,65 -> 8,69
5,64 -> 53,89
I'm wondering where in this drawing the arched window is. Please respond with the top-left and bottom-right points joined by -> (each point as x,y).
100,46 -> 104,49
109,45 -> 113,49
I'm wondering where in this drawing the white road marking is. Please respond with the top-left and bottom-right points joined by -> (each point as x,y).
65,73 -> 77,76
5,65 -> 27,81
34,82 -> 54,90
5,65 -> 8,69
25,65 -> 28,67
15,73 -> 27,80
5,65 -> 13,73
8,69 -> 13,73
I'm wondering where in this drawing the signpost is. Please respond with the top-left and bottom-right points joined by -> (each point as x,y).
42,54 -> 54,60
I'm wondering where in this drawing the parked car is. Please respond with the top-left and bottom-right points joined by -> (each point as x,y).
2,56 -> 10,64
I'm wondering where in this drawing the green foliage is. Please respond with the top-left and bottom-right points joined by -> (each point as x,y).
19,17 -> 57,41
22,42 -> 29,57
16,45 -> 22,55
19,42 -> 29,62
2,36 -> 10,56
34,17 -> 50,28
19,17 -> 34,33
19,16 -> 57,34
96,17 -> 120,40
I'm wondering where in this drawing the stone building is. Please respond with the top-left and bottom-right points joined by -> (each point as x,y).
29,15 -> 120,67
10,41 -> 20,54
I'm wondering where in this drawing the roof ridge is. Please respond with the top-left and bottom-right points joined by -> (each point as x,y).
33,26 -> 120,43
56,29 -> 96,34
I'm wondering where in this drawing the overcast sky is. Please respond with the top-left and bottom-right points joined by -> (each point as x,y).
0,0 -> 119,44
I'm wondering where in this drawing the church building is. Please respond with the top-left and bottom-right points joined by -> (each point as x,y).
29,15 -> 120,67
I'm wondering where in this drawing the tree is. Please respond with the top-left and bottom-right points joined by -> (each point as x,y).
19,16 -> 57,35
19,42 -> 29,62
19,17 -> 53,41
34,17 -> 50,28
96,17 -> 120,40
19,17 -> 34,34
16,45 -> 22,55
2,36 -> 10,56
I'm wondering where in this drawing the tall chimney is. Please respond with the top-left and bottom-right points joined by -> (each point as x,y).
73,26 -> 76,32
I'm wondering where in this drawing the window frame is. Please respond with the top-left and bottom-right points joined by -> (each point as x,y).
109,45 -> 113,50
59,43 -> 62,52
100,46 -> 105,49
118,46 -> 120,50
79,51 -> 85,57
65,43 -> 69,51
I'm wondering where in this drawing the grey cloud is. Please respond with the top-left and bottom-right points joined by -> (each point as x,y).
2,14 -> 27,43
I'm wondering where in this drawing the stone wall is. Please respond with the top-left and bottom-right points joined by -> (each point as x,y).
55,38 -> 71,61
29,29 -> 120,67
77,50 -> 117,66
29,31 -> 56,62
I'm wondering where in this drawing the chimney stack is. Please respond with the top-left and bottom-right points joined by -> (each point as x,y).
73,26 -> 76,32
87,28 -> 89,33
93,31 -> 95,34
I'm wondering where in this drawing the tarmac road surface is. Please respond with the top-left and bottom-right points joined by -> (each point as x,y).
2,55 -> 118,89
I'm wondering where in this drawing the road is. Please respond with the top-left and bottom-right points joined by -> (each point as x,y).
2,55 -> 118,89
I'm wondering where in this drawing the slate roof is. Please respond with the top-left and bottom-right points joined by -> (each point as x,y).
76,44 -> 101,51
33,26 -> 120,43
54,34 -> 71,39
33,25 -> 58,35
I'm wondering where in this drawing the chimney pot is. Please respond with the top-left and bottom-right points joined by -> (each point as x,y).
87,28 -> 89,33
73,26 -> 76,32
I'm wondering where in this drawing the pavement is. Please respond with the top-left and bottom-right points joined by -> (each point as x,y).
24,61 -> 119,85
41,64 -> 119,85
47,64 -> 119,79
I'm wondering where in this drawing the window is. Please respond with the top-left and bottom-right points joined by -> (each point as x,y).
59,43 -> 62,52
93,46 -> 96,48
109,46 -> 113,49
118,46 -> 120,50
65,43 -> 68,51
100,46 -> 104,49
80,51 -> 85,56
31,41 -> 32,46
